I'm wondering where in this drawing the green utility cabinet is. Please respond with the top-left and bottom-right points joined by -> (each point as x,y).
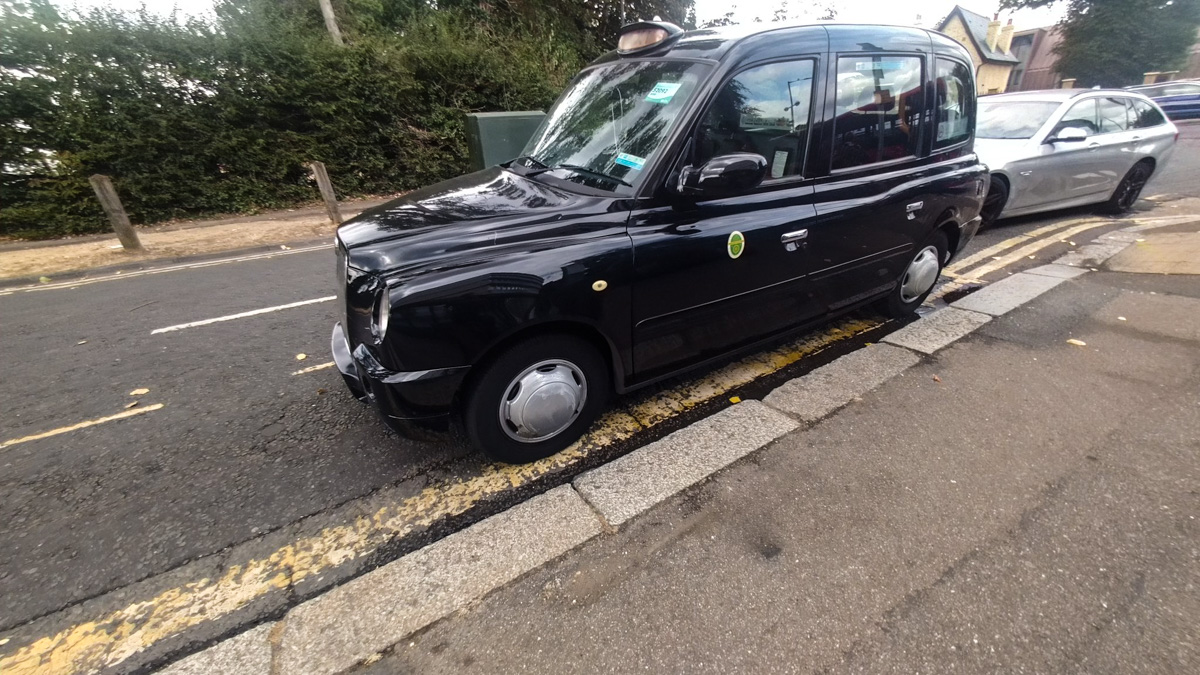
465,111 -> 546,171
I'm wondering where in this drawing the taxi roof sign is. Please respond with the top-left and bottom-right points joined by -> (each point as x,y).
617,20 -> 683,54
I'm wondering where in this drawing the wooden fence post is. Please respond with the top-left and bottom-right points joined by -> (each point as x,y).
88,175 -> 143,251
308,161 -> 342,225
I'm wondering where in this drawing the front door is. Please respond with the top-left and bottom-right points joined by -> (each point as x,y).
630,57 -> 824,380
1023,98 -> 1112,208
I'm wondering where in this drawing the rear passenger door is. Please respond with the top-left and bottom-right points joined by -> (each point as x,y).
1093,95 -> 1139,190
804,49 -> 931,311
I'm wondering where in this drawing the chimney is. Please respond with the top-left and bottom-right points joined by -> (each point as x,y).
986,13 -> 1001,51
998,18 -> 1015,53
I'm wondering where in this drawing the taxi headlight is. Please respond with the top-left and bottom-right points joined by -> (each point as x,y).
372,291 -> 390,341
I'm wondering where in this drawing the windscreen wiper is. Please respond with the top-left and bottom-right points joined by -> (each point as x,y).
530,163 -> 633,188
506,155 -> 549,170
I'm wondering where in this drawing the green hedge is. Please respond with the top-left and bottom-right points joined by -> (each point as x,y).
1,0 -> 666,238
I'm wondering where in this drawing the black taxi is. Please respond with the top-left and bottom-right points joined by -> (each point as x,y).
332,21 -> 987,463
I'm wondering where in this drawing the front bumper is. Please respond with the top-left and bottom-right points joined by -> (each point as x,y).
331,322 -> 470,434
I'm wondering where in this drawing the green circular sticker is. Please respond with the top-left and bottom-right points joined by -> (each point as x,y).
727,231 -> 745,259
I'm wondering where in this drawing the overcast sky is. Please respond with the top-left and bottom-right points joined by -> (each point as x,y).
55,0 -> 1067,32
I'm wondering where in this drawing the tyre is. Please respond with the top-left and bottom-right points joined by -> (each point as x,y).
1100,161 -> 1153,214
980,175 -> 1008,229
879,231 -> 947,318
463,334 -> 609,464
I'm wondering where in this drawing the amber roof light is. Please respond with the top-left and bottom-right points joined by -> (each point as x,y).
617,21 -> 683,54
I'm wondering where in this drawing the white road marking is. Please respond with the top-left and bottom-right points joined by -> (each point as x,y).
292,361 -> 335,375
3,243 -> 330,294
0,403 -> 165,450
151,296 -> 335,334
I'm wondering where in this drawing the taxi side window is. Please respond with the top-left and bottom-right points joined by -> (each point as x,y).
1051,99 -> 1098,137
832,55 -> 925,170
934,58 -> 973,149
695,59 -> 816,179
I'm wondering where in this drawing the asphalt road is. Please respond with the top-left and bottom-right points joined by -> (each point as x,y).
1,124 -> 1197,645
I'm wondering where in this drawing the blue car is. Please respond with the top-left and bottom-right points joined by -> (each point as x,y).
1128,80 -> 1200,121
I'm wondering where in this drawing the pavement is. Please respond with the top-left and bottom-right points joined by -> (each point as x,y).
353,265 -> 1200,675
1,124 -> 1198,674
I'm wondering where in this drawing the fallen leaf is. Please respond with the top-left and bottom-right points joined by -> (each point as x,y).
39,276 -> 52,283
125,401 -> 139,409
1066,339 -> 1087,347
729,396 -> 741,404
932,375 -> 942,383
296,353 -> 307,361
317,388 -> 327,395
129,387 -> 150,396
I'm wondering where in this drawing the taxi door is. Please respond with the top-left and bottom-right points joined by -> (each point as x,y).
629,57 -> 824,381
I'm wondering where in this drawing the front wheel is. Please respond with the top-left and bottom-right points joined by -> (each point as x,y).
1100,161 -> 1153,214
463,334 -> 610,464
879,231 -> 947,318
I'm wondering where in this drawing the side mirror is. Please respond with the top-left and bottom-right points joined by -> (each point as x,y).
677,153 -> 768,198
1045,126 -> 1088,144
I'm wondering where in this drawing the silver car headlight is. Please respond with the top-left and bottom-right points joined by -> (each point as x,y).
371,290 -> 390,341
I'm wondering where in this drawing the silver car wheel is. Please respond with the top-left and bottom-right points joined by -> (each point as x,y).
900,245 -> 940,303
498,359 -> 588,443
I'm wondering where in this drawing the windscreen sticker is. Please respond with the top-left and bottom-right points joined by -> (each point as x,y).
856,61 -> 905,71
614,153 -> 646,170
645,82 -> 683,104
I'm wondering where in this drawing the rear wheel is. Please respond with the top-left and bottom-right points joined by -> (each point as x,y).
980,175 -> 1008,229
463,334 -> 609,464
1100,161 -> 1153,214
879,231 -> 947,318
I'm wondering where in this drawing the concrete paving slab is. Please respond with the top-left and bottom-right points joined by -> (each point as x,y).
276,485 -> 602,675
881,307 -> 992,355
762,343 -> 920,422
1056,241 -> 1131,268
1106,232 -> 1200,275
1022,264 -> 1090,280
157,623 -> 275,675
950,272 -> 1067,316
572,401 -> 798,527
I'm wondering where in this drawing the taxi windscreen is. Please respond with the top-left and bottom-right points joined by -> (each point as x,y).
519,60 -> 710,190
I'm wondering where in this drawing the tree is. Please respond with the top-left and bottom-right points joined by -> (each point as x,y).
0,0 -> 697,238
1001,0 -> 1200,87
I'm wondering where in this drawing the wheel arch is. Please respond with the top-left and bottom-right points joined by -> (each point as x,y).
455,319 -> 624,413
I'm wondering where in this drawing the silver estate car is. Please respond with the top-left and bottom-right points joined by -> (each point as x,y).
975,89 -> 1178,226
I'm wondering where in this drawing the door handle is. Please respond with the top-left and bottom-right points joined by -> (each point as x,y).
1087,142 -> 1101,150
906,201 -> 923,220
781,229 -> 808,251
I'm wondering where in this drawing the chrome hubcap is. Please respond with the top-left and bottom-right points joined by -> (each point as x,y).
499,359 -> 587,443
900,245 -> 940,303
